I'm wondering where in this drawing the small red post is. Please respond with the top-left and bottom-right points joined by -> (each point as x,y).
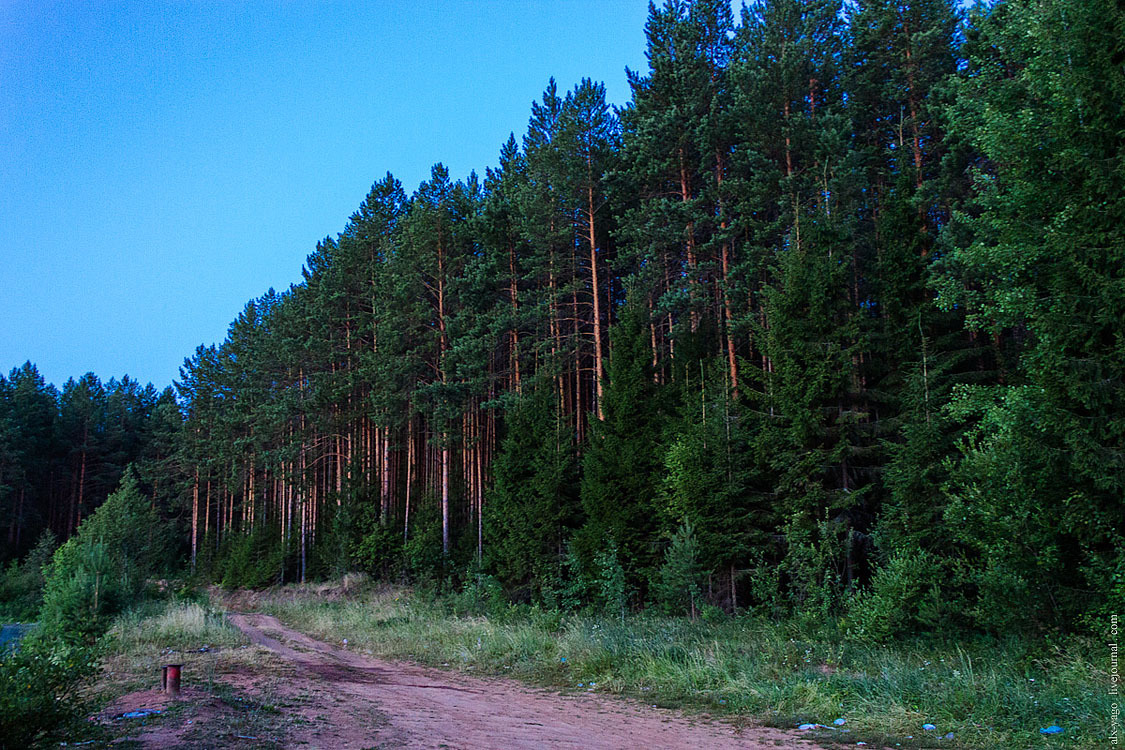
162,664 -> 183,697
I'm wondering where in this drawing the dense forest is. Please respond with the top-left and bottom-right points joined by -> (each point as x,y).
3,0 -> 1122,639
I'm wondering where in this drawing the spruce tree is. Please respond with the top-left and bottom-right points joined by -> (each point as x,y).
484,384 -> 580,599
577,288 -> 666,597
934,0 -> 1125,630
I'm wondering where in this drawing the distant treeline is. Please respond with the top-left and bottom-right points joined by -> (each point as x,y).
3,0 -> 1122,638
0,367 -> 181,551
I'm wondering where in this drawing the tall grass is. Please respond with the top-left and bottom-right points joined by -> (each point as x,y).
257,583 -> 1106,749
101,597 -> 253,701
109,599 -> 246,654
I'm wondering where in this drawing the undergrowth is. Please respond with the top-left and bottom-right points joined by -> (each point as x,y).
254,581 -> 1106,749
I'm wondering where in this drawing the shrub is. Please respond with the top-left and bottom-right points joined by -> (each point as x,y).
0,638 -> 97,749
218,525 -> 286,589
353,522 -> 404,580
846,549 -> 960,642
0,530 -> 57,621
451,564 -> 508,619
593,541 -> 627,621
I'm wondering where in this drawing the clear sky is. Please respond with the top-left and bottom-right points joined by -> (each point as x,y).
0,0 -> 650,391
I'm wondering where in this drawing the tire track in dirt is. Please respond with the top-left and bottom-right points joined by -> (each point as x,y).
228,611 -> 823,749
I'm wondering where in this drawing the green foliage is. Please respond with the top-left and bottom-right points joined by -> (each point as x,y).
0,637 -> 98,749
659,363 -> 768,613
39,471 -> 163,644
485,384 -> 580,599
776,516 -> 849,625
592,540 -> 627,622
0,530 -> 56,621
403,503 -> 446,584
943,386 -> 1124,632
542,542 -> 591,614
217,525 -> 287,590
933,0 -> 1125,633
352,521 -> 404,581
578,289 -> 666,595
846,550 -> 960,642
656,520 -> 702,619
450,562 -> 509,620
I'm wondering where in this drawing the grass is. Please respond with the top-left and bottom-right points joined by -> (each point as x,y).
248,580 -> 1107,749
96,596 -> 298,749
102,597 -> 252,695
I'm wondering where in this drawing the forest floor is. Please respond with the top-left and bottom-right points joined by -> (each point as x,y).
100,607 -> 826,749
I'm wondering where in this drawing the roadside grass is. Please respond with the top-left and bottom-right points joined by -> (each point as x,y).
102,598 -> 252,696
97,597 -> 298,748
253,581 -> 1105,749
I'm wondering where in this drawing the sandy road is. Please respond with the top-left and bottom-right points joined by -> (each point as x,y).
227,611 -> 820,749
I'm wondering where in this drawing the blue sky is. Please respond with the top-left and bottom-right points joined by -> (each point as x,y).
0,1 -> 650,390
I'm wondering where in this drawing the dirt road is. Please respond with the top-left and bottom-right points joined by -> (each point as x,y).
227,612 -> 819,749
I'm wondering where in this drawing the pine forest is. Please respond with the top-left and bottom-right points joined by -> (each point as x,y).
3,0 -> 1124,642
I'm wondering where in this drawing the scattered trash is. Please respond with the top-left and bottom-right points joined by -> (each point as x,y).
922,723 -> 936,731
234,735 -> 258,740
186,645 -> 210,653
560,657 -> 567,663
120,709 -> 162,719
856,743 -> 867,747
834,718 -> 847,726
578,683 -> 585,687
943,732 -> 954,739
1040,725 -> 1064,735
798,723 -> 817,730
719,699 -> 727,704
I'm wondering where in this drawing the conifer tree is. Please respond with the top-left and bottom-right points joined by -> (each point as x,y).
485,384 -> 579,598
935,0 -> 1125,629
577,288 -> 665,595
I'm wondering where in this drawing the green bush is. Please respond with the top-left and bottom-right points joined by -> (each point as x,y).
450,564 -> 508,619
353,521 -> 404,580
403,504 -> 445,583
39,540 -> 130,644
777,516 -> 846,626
0,638 -> 97,749
0,531 -> 56,621
593,541 -> 627,621
846,549 -> 960,641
